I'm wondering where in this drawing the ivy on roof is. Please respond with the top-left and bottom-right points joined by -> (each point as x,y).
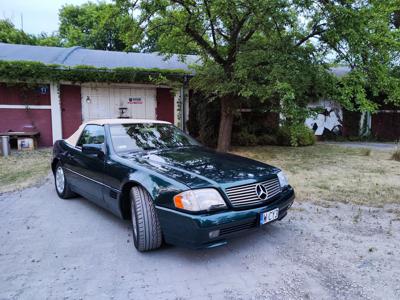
0,60 -> 190,85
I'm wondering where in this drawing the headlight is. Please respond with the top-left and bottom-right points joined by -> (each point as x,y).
277,171 -> 289,188
173,188 -> 227,212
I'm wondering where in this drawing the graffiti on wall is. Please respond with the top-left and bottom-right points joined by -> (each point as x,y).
305,101 -> 343,136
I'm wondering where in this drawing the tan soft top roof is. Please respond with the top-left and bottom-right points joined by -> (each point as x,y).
84,118 -> 170,125
65,118 -> 171,146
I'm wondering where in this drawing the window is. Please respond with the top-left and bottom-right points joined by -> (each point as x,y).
110,123 -> 200,153
77,125 -> 105,147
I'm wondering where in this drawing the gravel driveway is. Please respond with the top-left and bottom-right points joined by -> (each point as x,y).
1,178 -> 399,300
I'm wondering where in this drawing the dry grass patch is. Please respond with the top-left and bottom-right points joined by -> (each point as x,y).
392,149 -> 400,161
0,148 -> 52,193
232,144 -> 400,206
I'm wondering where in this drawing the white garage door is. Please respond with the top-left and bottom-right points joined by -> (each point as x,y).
81,85 -> 157,121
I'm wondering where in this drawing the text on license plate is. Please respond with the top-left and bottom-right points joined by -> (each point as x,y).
260,208 -> 279,225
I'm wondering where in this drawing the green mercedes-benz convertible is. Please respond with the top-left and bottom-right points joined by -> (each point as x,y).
52,119 -> 295,251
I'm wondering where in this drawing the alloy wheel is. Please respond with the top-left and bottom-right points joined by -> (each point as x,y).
55,166 -> 65,194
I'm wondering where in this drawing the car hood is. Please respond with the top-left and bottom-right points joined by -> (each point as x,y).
123,146 -> 280,189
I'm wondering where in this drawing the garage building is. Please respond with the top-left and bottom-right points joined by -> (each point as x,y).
0,43 -> 196,146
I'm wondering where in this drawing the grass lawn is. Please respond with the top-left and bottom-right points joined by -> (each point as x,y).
233,144 -> 400,207
0,148 -> 52,193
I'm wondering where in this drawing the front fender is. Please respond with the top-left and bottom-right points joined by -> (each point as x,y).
106,155 -> 190,219
122,168 -> 189,208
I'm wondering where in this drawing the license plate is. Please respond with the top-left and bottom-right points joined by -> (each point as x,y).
260,208 -> 279,225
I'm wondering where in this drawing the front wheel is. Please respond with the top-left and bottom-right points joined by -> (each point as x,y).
130,186 -> 162,251
54,162 -> 76,199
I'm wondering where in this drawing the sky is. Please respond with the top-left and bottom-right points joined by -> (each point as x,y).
0,0 -> 109,34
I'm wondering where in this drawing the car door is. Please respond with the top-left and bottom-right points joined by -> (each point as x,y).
64,124 -> 107,208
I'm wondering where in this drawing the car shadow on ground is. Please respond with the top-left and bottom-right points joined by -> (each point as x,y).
67,191 -> 289,260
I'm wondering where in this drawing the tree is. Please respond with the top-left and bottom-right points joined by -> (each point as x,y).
36,32 -> 64,47
0,19 -> 64,47
0,19 -> 36,45
59,2 -> 140,51
124,0 -> 400,152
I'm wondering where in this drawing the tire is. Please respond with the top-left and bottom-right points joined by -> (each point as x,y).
54,162 -> 76,199
130,186 -> 162,251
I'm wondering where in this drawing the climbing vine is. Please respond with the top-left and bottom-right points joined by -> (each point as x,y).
0,60 -> 189,85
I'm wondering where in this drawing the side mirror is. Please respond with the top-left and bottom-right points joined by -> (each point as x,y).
82,144 -> 104,157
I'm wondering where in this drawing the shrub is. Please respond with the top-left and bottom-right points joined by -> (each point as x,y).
277,124 -> 316,147
232,129 -> 258,146
258,134 -> 278,145
188,92 -> 220,147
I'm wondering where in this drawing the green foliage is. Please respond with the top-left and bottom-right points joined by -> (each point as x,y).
35,33 -> 63,47
232,129 -> 258,147
232,131 -> 278,146
188,92 -> 220,147
0,19 -> 36,45
0,60 -> 187,84
0,19 -> 63,47
257,134 -> 278,146
277,125 -> 316,147
133,0 -> 400,150
59,2 -> 140,51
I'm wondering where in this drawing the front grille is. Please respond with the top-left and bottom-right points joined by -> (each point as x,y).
219,220 -> 257,236
225,177 -> 281,208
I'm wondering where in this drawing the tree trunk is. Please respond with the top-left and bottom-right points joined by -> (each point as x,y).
217,96 -> 234,152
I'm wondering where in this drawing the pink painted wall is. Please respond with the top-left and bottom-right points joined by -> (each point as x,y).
0,109 -> 53,146
0,83 -> 53,146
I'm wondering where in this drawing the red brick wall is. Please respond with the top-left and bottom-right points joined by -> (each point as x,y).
156,88 -> 174,123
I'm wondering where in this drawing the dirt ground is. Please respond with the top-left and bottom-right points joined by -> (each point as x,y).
1,177 -> 399,300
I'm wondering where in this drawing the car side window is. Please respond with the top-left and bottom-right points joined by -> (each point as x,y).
77,125 -> 105,147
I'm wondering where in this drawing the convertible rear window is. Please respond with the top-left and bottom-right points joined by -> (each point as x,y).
109,123 -> 200,153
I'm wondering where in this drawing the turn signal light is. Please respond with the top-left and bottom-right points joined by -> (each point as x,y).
173,195 -> 184,209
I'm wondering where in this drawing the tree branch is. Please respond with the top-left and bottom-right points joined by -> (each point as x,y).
171,0 -> 226,65
226,11 -> 252,64
185,24 -> 226,65
296,23 -> 327,47
204,0 -> 217,48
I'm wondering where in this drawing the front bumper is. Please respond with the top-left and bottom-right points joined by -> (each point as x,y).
156,187 -> 295,249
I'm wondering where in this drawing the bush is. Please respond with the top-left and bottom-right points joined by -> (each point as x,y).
276,126 -> 292,146
232,129 -> 258,146
277,124 -> 316,147
257,134 -> 278,145
188,92 -> 220,147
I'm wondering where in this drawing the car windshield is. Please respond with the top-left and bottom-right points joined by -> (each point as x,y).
110,123 -> 201,153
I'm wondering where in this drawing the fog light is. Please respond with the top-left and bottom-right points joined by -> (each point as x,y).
209,230 -> 220,239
